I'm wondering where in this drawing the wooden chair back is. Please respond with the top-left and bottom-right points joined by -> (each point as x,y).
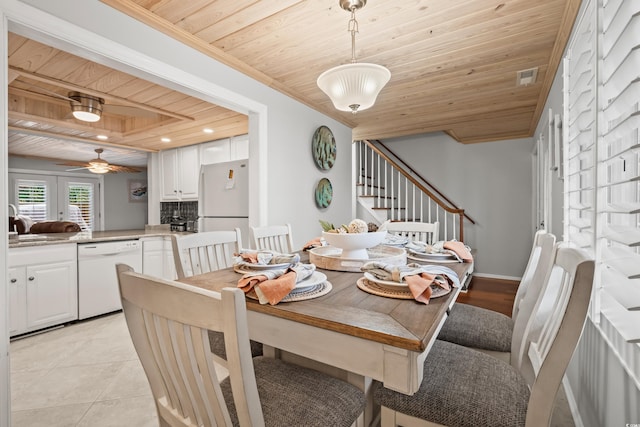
251,223 -> 294,252
524,245 -> 594,426
510,231 -> 557,372
385,221 -> 439,244
171,229 -> 242,279
116,263 -> 265,427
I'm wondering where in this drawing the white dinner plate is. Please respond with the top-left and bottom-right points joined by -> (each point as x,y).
363,272 -> 407,288
233,261 -> 293,273
363,272 -> 452,298
407,250 -> 456,259
292,271 -> 327,292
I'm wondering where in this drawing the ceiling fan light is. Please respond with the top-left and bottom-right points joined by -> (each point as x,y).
87,165 -> 110,174
69,92 -> 104,122
317,63 -> 390,113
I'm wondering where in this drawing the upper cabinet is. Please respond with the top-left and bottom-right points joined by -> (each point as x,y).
200,135 -> 249,165
160,145 -> 200,201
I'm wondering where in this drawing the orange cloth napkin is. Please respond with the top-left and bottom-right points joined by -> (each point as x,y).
237,252 -> 259,263
405,273 -> 451,304
238,270 -> 297,305
302,237 -> 323,251
443,241 -> 473,262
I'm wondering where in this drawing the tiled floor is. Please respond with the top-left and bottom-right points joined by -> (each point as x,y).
10,313 -> 158,427
10,312 -> 576,427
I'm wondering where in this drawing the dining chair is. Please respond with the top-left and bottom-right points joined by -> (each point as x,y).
171,230 -> 263,366
171,229 -> 243,279
385,221 -> 439,244
437,230 -> 556,367
373,245 -> 594,427
116,264 -> 366,427
251,223 -> 295,253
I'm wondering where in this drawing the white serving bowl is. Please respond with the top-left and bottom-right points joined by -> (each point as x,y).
322,231 -> 387,259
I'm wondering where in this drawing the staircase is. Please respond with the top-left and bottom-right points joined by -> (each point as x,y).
355,139 -> 475,242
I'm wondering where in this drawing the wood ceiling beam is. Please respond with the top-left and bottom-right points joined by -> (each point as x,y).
10,65 -> 196,122
8,125 -> 157,152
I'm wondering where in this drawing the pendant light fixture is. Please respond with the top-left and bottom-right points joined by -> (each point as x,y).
69,91 -> 104,122
317,0 -> 390,114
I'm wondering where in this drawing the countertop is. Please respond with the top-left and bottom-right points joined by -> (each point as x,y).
8,228 -> 191,248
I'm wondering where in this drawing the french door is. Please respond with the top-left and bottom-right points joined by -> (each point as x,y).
9,173 -> 101,231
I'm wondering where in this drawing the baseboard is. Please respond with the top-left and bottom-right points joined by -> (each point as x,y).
472,272 -> 522,282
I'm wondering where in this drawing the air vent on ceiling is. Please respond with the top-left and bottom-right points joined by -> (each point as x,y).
516,67 -> 538,86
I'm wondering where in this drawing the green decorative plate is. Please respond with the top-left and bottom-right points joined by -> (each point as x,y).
312,125 -> 336,170
315,178 -> 333,209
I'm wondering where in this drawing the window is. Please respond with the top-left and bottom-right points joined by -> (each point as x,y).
16,179 -> 49,222
564,0 -> 640,372
10,173 -> 100,232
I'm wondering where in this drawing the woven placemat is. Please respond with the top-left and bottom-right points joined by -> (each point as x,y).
246,281 -> 332,303
356,278 -> 452,300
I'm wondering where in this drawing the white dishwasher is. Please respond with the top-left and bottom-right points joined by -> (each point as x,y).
78,240 -> 142,320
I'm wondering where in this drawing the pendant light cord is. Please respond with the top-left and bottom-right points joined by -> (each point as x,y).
348,8 -> 359,63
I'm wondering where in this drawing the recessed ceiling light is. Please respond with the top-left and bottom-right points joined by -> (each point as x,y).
97,135 -> 108,140
203,128 -> 214,134
161,137 -> 171,143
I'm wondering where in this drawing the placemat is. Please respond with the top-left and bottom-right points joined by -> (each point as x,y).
246,281 -> 332,303
356,278 -> 452,300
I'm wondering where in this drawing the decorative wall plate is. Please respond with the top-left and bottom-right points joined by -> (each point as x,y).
312,125 -> 336,170
315,178 -> 333,209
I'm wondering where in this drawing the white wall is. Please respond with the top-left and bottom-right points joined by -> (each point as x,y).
382,133 -> 534,278
7,156 -> 148,230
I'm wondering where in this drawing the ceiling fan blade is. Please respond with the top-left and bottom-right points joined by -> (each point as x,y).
64,166 -> 90,172
18,81 -> 76,102
107,164 -> 143,173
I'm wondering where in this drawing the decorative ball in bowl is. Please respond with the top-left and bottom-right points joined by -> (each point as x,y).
322,231 -> 387,259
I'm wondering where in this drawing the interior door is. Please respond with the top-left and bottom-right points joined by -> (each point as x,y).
58,176 -> 99,231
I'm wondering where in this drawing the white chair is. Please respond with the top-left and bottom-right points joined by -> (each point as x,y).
385,221 -> 439,244
171,229 -> 262,365
373,245 -> 595,427
116,264 -> 366,427
437,230 -> 556,368
171,229 -> 243,279
251,223 -> 294,252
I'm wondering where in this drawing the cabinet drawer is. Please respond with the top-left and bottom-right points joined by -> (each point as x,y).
9,243 -> 77,267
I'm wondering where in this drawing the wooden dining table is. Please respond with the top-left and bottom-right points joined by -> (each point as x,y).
179,251 -> 473,426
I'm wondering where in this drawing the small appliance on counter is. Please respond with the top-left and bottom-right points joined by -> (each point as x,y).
170,209 -> 187,232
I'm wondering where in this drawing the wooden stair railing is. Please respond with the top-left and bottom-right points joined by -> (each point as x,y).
356,139 -> 476,242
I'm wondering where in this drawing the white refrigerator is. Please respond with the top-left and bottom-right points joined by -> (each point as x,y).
198,159 -> 250,242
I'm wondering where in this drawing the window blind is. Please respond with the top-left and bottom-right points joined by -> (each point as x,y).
596,0 -> 640,343
16,179 -> 49,222
67,182 -> 94,231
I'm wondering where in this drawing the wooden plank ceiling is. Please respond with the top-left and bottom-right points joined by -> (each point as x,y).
7,33 -> 248,168
7,0 -> 581,168
101,0 -> 581,143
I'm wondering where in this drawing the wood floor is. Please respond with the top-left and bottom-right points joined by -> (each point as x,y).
457,275 -> 519,316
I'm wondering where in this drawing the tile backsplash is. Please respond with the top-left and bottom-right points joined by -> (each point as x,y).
160,201 -> 198,225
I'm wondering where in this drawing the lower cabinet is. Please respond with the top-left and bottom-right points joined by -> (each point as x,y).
141,236 -> 177,280
8,244 -> 78,337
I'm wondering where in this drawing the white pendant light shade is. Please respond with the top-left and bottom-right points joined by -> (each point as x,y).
317,63 -> 390,113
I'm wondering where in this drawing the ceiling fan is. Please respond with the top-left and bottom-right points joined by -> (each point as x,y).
59,148 -> 143,174
14,77 -> 160,121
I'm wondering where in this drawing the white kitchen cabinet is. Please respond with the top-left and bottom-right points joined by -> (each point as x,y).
200,135 -> 248,165
141,236 -> 177,280
160,145 -> 200,201
8,244 -> 78,337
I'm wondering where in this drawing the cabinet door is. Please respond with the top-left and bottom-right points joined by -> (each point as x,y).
8,267 -> 27,336
160,149 -> 179,201
163,238 -> 178,280
142,238 -> 165,278
26,261 -> 78,330
179,145 -> 200,200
